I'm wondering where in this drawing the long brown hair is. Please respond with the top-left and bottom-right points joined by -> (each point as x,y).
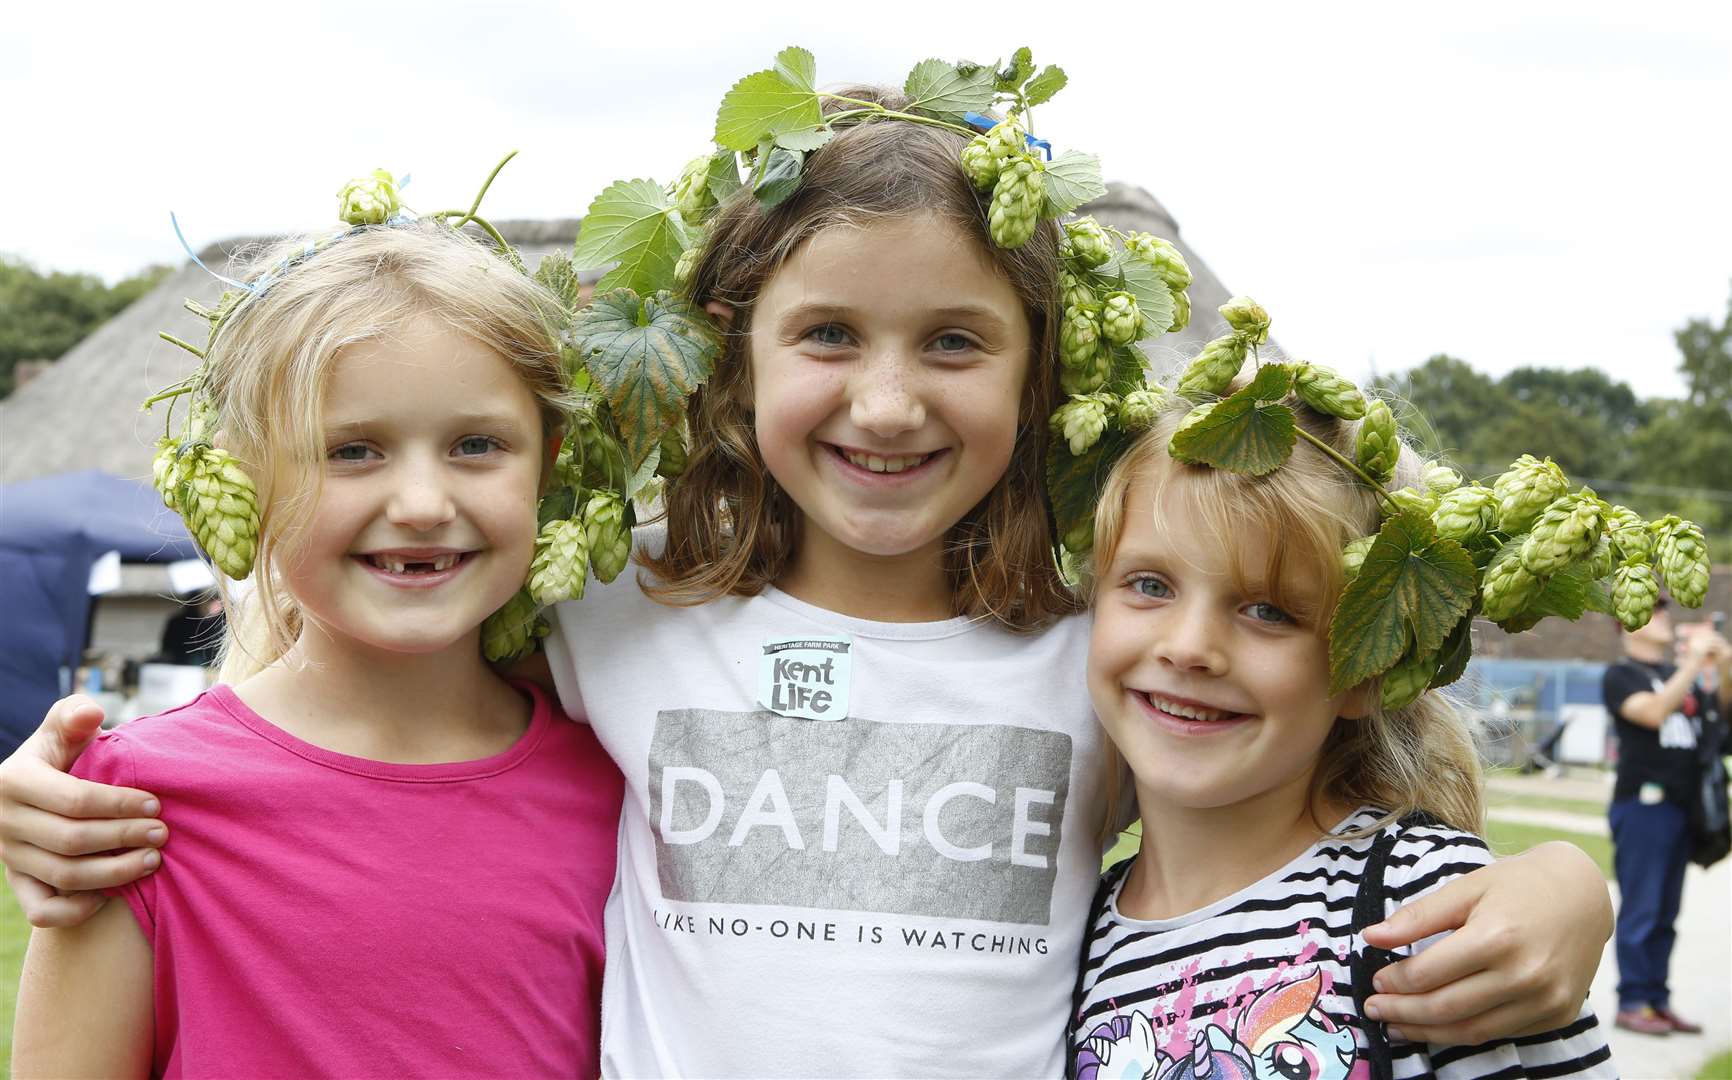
642,87 -> 1080,630
1089,374 -> 1486,841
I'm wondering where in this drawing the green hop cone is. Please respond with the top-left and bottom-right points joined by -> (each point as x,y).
1062,516 -> 1093,555
1118,387 -> 1168,430
1123,232 -> 1193,291
1341,536 -> 1375,583
1292,364 -> 1368,421
960,135 -> 999,192
984,117 -> 1029,165
671,155 -> 715,223
1385,486 -> 1439,520
583,492 -> 631,585
529,518 -> 589,606
1060,270 -> 1096,311
1380,647 -> 1438,711
482,587 -> 545,664
656,426 -> 687,479
674,245 -> 700,286
1612,562 -> 1661,631
1588,536 -> 1616,581
1422,463 -> 1462,496
1051,395 -> 1112,456
1481,547 -> 1544,623
1354,399 -> 1400,482
1064,217 -> 1113,269
1520,489 -> 1603,577
1060,304 -> 1103,370
1168,289 -> 1191,333
152,437 -> 183,512
1059,348 -> 1112,396
1219,296 -> 1270,345
988,156 -> 1044,249
335,169 -> 402,226
178,445 -> 258,580
1168,403 -> 1218,464
1431,485 -> 1497,543
1100,292 -> 1144,347
574,416 -> 628,492
1492,454 -> 1568,534
1605,505 -> 1654,563
1656,517 -> 1710,607
1176,335 -> 1248,399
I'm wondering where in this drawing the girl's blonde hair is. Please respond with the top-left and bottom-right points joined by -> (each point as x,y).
202,223 -> 572,681
644,87 -> 1080,631
1089,373 -> 1486,842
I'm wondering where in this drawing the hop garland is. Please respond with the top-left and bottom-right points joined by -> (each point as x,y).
1046,295 -> 1712,707
146,155 -> 670,664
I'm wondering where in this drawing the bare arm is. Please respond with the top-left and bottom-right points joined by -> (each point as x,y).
12,896 -> 154,1078
1619,651 -> 1710,729
0,696 -> 167,927
1360,841 -> 1609,1044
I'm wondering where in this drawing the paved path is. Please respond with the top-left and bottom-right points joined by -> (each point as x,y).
1488,771 -> 1730,1078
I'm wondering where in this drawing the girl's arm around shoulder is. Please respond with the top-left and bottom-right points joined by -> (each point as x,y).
1360,836 -> 1609,1047
12,897 -> 153,1078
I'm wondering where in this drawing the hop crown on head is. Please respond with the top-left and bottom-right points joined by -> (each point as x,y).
1053,295 -> 1713,708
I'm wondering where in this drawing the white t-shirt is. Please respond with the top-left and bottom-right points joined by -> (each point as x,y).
1073,809 -> 1614,1079
545,533 -> 1104,1078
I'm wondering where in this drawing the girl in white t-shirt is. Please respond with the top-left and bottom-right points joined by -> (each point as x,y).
1072,380 -> 1615,1077
5,83 -> 1611,1076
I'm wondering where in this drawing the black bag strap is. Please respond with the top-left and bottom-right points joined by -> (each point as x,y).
1350,813 -> 1440,1080
1065,858 -> 1131,1080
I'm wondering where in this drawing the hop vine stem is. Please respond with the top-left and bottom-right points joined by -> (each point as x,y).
1293,427 -> 1399,511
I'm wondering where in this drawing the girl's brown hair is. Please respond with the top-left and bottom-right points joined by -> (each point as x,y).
642,87 -> 1080,630
1089,374 -> 1486,842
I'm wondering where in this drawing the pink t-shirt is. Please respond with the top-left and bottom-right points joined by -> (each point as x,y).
72,681 -> 622,1079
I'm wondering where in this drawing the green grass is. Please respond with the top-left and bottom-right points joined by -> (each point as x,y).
1697,1049 -> 1732,1080
1485,789 -> 1609,819
1,884 -> 28,1078
1485,818 -> 1614,879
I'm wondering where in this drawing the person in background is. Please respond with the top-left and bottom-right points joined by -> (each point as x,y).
156,592 -> 225,669
1601,597 -> 1731,1035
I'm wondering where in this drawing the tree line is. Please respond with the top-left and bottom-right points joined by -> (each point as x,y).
0,257 -> 171,397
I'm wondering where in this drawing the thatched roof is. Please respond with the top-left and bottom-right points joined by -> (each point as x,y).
1,185 -> 1232,484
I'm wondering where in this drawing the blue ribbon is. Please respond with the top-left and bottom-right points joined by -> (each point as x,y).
169,212 -> 257,294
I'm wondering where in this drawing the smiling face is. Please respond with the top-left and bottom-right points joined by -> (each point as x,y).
278,318 -> 544,661
747,212 -> 1031,582
1088,467 -> 1367,817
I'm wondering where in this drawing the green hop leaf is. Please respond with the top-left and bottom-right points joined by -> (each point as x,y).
177,444 -> 259,580
1122,232 -> 1193,291
1292,364 -> 1368,420
1655,517 -> 1710,607
335,169 -> 401,226
1167,386 -> 1296,477
903,58 -> 997,124
1380,646 -> 1438,711
1219,296 -> 1270,345
1431,484 -> 1497,543
1051,394 -> 1114,456
714,58 -> 824,152
1520,489 -> 1603,577
1341,535 -> 1376,583
1064,217 -> 1113,269
1176,335 -> 1248,399
570,289 -> 719,473
1023,64 -> 1068,106
534,252 -> 584,316
995,47 -> 1035,93
1491,454 -> 1568,534
1480,543 -> 1544,624
1612,562 -> 1661,631
571,179 -> 688,297
1095,249 -> 1175,338
1042,151 -> 1107,217
482,587 -> 547,664
1100,291 -> 1145,347
1045,426 -> 1128,556
1328,512 -> 1477,695
583,492 -> 632,584
989,156 -> 1044,249
530,518 -> 590,605
1354,399 -> 1399,482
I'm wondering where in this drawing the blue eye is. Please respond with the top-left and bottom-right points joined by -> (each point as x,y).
455,435 -> 503,457
807,324 -> 851,347
1128,575 -> 1171,599
1246,601 -> 1292,625
328,443 -> 374,462
933,332 -> 973,352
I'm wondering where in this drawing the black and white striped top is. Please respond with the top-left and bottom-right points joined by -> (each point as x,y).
1071,808 -> 1614,1079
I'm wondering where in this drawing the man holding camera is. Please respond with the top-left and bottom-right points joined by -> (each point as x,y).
1602,601 -> 1731,1035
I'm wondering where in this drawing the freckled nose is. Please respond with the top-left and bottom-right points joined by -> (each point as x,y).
850,354 -> 925,436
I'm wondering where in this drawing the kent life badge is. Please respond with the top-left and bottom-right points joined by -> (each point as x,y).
760,635 -> 852,721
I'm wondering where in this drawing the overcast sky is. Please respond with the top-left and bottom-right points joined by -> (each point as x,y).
5,1 -> 1728,399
